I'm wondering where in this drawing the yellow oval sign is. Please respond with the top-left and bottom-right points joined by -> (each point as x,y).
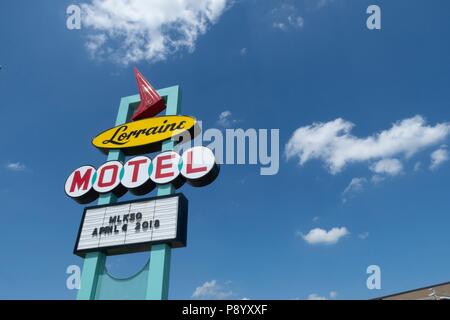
92,115 -> 197,155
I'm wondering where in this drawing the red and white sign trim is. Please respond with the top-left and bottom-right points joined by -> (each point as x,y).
65,146 -> 219,204
150,151 -> 185,189
121,156 -> 154,195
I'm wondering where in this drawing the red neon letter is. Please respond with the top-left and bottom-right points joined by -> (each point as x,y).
70,168 -> 93,192
155,154 -> 175,179
98,165 -> 119,188
186,150 -> 207,174
128,159 -> 148,182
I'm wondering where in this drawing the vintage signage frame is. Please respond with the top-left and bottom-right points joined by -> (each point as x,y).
74,193 -> 188,257
77,85 -> 182,300
91,115 -> 198,155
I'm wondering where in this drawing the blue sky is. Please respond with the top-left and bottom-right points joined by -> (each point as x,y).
1,0 -> 450,300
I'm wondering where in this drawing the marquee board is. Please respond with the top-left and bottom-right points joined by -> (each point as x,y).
74,193 -> 188,257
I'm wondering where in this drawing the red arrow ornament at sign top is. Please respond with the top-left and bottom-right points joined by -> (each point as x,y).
131,67 -> 166,121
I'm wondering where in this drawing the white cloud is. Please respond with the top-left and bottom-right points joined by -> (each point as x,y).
370,174 -> 385,184
370,158 -> 403,176
85,34 -> 107,58
299,227 -> 349,245
307,293 -> 327,300
288,15 -> 304,28
307,291 -> 337,300
414,161 -> 422,172
240,47 -> 248,55
272,22 -> 287,31
317,0 -> 335,8
5,162 -> 26,172
342,177 -> 366,202
192,280 -> 233,300
272,4 -> 304,31
343,161 -> 401,201
217,110 -> 238,127
81,0 -> 230,64
343,177 -> 366,195
286,116 -> 450,174
358,232 -> 369,240
430,146 -> 449,170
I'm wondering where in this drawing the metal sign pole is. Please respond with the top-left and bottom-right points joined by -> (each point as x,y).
76,86 -> 181,300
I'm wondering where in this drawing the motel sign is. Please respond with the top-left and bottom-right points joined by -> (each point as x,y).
64,68 -> 219,299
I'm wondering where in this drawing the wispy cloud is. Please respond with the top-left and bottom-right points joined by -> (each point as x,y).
271,4 -> 304,31
5,162 -> 26,172
342,177 -> 367,202
358,232 -> 369,240
317,0 -> 335,8
370,158 -> 403,176
286,116 -> 450,174
414,161 -> 422,172
430,146 -> 448,170
299,227 -> 349,245
217,110 -> 239,128
307,293 -> 327,300
192,280 -> 233,300
307,291 -> 338,300
81,0 -> 231,64
343,160 -> 402,201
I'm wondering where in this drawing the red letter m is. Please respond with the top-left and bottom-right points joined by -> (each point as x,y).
70,168 -> 93,192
